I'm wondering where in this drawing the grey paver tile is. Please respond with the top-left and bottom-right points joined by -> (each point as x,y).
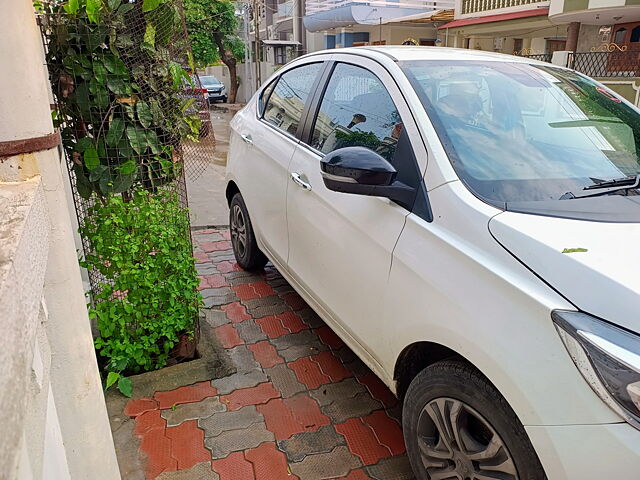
235,318 -> 268,344
161,397 -> 226,427
196,233 -> 225,242
298,309 -> 326,329
225,345 -> 260,373
199,405 -> 264,437
288,446 -> 361,480
201,287 -> 237,308
278,425 -> 345,463
224,270 -> 262,286
366,456 -> 416,480
321,392 -> 383,424
204,422 -> 275,459
212,370 -> 268,395
196,263 -> 218,275
202,308 -> 229,328
265,363 -> 306,398
243,296 -> 291,317
155,462 -> 220,480
270,330 -> 328,362
309,378 -> 367,407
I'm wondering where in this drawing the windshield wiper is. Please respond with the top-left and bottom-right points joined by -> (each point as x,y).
560,174 -> 640,199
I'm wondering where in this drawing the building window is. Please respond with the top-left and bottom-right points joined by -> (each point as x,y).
631,26 -> 640,43
513,38 -> 523,54
274,46 -> 287,65
614,28 -> 627,44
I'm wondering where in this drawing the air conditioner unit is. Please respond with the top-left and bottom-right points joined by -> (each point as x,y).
493,37 -> 504,50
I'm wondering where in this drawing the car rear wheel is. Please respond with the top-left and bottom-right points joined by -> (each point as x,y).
403,360 -> 547,480
229,193 -> 268,270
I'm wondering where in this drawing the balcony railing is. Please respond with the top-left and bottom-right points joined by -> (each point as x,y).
521,53 -> 552,62
569,50 -> 640,78
275,0 -> 294,20
305,0 -> 444,15
461,0 -> 546,14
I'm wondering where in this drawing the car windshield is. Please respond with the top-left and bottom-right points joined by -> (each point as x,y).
400,60 -> 640,207
200,76 -> 221,86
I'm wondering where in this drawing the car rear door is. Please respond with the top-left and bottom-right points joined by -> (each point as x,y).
285,55 -> 430,368
230,61 -> 324,266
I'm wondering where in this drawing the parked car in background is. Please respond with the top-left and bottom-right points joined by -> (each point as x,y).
199,75 -> 227,103
225,46 -> 640,479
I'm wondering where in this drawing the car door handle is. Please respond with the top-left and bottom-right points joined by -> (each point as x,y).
290,172 -> 312,191
240,133 -> 253,145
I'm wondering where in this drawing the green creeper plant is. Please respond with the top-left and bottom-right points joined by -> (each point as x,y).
43,0 -> 202,198
81,189 -> 201,378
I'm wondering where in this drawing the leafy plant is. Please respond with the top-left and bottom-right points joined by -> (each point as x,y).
43,0 -> 202,198
81,189 -> 202,375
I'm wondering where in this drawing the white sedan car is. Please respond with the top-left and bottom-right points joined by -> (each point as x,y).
225,46 -> 640,479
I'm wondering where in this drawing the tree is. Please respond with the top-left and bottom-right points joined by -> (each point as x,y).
183,0 -> 244,103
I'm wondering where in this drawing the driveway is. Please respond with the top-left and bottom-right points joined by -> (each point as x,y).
185,105 -> 237,227
116,229 -> 416,479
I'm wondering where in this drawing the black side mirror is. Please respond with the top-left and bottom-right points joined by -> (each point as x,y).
320,147 -> 415,208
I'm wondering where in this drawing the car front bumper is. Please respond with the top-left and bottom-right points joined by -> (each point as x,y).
526,422 -> 640,479
207,91 -> 226,101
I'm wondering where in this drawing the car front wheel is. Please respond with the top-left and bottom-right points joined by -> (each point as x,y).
229,193 -> 268,270
403,360 -> 547,480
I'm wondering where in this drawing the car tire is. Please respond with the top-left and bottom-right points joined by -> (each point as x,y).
229,193 -> 268,271
222,96 -> 228,103
403,360 -> 547,480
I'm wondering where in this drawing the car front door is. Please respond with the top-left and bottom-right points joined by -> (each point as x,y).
285,57 -> 430,369
231,61 -> 323,265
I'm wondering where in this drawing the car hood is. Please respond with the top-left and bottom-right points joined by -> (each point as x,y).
489,211 -> 640,333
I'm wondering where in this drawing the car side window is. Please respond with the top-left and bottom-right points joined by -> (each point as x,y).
263,62 -> 322,136
259,79 -> 277,117
310,63 -> 403,164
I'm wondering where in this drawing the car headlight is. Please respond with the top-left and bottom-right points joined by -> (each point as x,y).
553,310 -> 640,429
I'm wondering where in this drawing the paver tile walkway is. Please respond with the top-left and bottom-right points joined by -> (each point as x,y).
123,228 -> 415,480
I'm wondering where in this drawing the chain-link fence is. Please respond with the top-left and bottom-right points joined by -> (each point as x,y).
38,0 -> 210,374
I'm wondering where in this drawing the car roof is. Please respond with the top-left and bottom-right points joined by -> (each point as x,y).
302,46 -> 553,66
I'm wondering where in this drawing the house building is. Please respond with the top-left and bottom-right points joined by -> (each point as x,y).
437,0 -> 568,58
303,0 -> 455,50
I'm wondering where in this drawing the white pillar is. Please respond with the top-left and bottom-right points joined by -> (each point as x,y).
0,2 -> 121,479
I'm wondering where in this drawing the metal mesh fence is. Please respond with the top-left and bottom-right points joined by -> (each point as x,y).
38,0 -> 211,372
569,51 -> 640,78
39,0 -> 212,295
521,53 -> 552,63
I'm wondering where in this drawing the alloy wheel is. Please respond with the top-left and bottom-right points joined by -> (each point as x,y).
417,397 -> 518,480
230,203 -> 247,259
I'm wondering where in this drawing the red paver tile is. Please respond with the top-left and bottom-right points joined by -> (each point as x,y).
279,311 -> 308,334
134,409 -> 165,436
282,292 -> 307,311
139,428 -> 177,479
196,228 -> 217,235
124,397 -> 158,418
221,230 -> 231,240
362,410 -> 406,455
201,274 -> 228,289
165,420 -> 211,469
288,356 -> 332,390
212,451 -> 255,480
217,260 -> 242,273
232,282 -> 277,301
198,277 -> 209,291
214,324 -> 244,348
357,373 -> 398,409
200,240 -> 233,253
154,381 -> 218,410
220,382 -> 281,411
286,394 -> 331,432
335,418 -> 392,466
222,302 -> 251,323
257,395 -> 330,441
256,398 -> 302,441
247,341 -> 284,369
194,251 -> 209,264
313,351 -> 352,383
255,315 -> 290,339
314,326 -> 346,350
332,469 -> 372,480
245,442 -> 298,480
